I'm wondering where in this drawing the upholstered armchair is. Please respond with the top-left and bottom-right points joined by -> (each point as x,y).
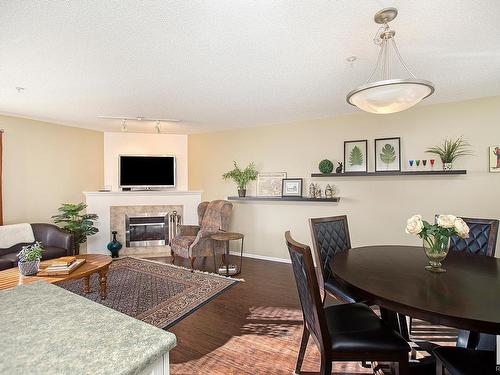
170,200 -> 233,270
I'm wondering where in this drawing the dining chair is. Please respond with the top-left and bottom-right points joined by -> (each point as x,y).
285,231 -> 410,375
449,217 -> 499,257
309,215 -> 361,303
409,216 -> 499,338
433,346 -> 496,375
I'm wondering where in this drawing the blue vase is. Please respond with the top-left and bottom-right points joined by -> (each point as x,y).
107,231 -> 122,258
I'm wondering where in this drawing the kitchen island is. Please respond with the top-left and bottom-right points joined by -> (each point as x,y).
0,282 -> 176,375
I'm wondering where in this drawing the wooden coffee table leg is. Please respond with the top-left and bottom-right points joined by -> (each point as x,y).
83,275 -> 91,294
99,268 -> 108,300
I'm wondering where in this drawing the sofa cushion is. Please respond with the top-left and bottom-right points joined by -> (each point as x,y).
0,253 -> 19,267
0,242 -> 32,257
41,247 -> 68,261
0,258 -> 12,271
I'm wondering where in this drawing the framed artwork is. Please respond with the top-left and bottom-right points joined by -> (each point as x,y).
344,140 -> 368,173
257,172 -> 287,196
375,137 -> 401,172
490,146 -> 500,173
282,178 -> 303,197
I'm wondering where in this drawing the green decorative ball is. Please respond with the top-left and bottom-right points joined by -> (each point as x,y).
319,159 -> 334,174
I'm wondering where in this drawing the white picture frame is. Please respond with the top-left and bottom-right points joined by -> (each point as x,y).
257,172 -> 287,196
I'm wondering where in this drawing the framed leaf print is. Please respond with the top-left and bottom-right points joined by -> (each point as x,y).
344,140 -> 368,173
375,137 -> 401,172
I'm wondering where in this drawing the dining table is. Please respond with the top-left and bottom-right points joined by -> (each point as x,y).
330,245 -> 500,337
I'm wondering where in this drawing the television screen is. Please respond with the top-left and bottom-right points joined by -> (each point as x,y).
119,155 -> 176,187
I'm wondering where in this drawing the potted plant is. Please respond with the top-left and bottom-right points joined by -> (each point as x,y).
222,161 -> 258,197
425,136 -> 473,170
406,214 -> 469,273
17,242 -> 44,276
52,202 -> 99,255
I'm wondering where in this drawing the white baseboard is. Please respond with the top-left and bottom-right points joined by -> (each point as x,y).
229,251 -> 291,264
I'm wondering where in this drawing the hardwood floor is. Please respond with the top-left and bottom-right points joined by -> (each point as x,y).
148,255 -> 456,375
148,255 -> 330,374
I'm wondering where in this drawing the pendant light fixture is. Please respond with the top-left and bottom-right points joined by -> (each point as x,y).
346,8 -> 434,114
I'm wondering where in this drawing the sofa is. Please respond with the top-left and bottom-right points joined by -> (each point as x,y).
0,223 -> 74,271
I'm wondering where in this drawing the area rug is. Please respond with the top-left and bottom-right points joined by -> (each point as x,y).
56,257 -> 239,329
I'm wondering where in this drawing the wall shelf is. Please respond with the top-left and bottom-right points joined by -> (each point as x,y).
311,170 -> 467,178
228,196 -> 340,203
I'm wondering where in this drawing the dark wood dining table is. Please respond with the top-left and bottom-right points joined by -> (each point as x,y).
330,245 -> 500,335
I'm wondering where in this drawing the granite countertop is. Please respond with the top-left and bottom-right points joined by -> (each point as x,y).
0,282 -> 176,375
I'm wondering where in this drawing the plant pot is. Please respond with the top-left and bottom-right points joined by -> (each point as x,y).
107,231 -> 122,258
238,189 -> 246,198
18,259 -> 40,276
443,162 -> 453,170
423,235 -> 450,273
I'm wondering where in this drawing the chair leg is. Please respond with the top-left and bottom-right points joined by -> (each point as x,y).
435,357 -> 444,375
397,356 -> 410,375
294,325 -> 309,374
189,256 -> 196,271
319,355 -> 331,375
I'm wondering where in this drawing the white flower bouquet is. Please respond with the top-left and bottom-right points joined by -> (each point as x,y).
406,214 -> 469,272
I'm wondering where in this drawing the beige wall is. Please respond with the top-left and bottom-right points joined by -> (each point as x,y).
1,115 -> 103,224
189,96 -> 500,260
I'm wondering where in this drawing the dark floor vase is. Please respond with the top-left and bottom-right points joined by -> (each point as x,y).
107,231 -> 122,258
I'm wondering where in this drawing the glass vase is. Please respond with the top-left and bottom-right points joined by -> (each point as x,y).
423,235 -> 450,273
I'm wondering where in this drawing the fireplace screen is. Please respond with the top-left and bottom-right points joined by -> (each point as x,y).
126,215 -> 168,247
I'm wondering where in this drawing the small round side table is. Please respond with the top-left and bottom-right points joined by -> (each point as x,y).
211,232 -> 244,276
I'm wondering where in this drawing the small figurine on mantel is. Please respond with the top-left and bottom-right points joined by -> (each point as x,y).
325,184 -> 333,199
336,162 -> 343,174
315,184 -> 323,199
308,183 -> 316,198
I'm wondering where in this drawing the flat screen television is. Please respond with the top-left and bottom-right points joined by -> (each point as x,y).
119,155 -> 176,189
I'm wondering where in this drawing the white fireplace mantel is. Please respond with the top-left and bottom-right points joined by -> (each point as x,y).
83,190 -> 202,254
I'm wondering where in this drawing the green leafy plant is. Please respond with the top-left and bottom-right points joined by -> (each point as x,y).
17,242 -> 44,262
380,144 -> 396,166
425,136 -> 473,163
222,161 -> 258,190
349,146 -> 363,166
318,159 -> 334,174
52,203 -> 99,246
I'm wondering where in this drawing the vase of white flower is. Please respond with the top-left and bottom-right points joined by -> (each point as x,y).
406,214 -> 469,273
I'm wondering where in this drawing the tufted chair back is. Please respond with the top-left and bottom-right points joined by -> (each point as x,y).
285,231 -> 330,354
449,217 -> 499,257
309,216 -> 351,286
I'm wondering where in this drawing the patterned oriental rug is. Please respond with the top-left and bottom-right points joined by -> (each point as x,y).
57,257 -> 239,330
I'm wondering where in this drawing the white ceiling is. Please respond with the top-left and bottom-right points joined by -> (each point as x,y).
1,1 -> 500,134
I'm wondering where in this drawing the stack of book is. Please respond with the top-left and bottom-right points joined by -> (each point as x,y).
41,256 -> 86,275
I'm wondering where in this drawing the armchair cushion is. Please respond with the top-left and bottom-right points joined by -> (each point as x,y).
177,225 -> 200,237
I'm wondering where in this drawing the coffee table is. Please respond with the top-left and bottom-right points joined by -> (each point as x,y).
0,254 -> 112,299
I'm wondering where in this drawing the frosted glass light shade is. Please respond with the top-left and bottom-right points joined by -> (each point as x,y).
347,78 -> 434,114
